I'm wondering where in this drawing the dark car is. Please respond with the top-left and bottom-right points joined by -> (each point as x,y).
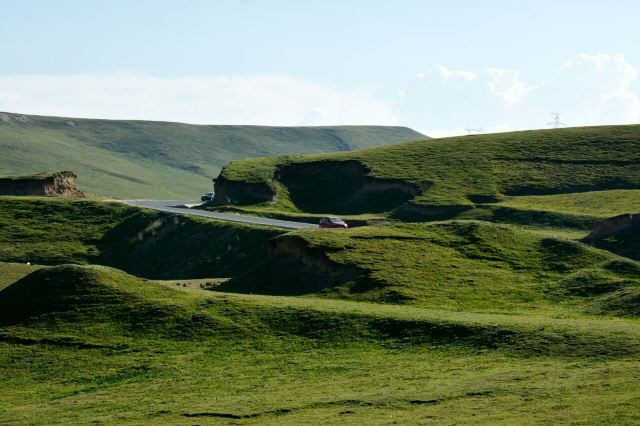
200,192 -> 215,202
319,216 -> 348,228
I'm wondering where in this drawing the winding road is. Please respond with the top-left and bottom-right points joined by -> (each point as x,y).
123,200 -> 317,230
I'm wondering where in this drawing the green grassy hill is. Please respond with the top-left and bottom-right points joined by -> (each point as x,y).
215,125 -> 640,218
0,112 -> 424,198
0,197 -> 285,278
221,221 -> 640,317
2,124 -> 640,423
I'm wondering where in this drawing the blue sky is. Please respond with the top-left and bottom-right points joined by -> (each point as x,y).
1,0 -> 639,135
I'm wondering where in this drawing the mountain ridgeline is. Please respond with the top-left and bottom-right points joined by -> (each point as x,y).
0,112 -> 424,199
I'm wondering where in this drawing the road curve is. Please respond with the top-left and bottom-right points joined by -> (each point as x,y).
122,200 -> 317,230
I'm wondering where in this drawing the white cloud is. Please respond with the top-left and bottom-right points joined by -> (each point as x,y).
393,65 -> 528,133
485,68 -> 542,107
559,53 -> 640,124
437,66 -> 477,81
395,53 -> 640,137
0,73 -> 398,126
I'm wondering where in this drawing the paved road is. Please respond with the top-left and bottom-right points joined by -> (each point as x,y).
123,200 -> 317,230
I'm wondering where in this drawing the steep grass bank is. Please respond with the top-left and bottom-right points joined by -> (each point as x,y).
0,197 -> 284,278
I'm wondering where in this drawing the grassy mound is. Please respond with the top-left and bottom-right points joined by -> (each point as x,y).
0,197 -> 284,278
0,265 -> 168,322
0,265 -> 238,340
221,221 -> 640,316
0,112 -> 424,198
216,125 -> 640,215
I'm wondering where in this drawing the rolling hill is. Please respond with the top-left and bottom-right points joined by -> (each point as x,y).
2,256 -> 640,423
213,125 -> 640,219
0,111 -> 424,198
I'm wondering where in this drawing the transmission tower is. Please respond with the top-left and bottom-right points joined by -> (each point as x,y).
547,113 -> 566,129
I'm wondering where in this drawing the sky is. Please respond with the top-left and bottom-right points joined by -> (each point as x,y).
1,0 -> 639,136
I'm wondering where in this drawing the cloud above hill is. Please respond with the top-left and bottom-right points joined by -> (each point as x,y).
0,53 -> 638,135
398,53 -> 640,136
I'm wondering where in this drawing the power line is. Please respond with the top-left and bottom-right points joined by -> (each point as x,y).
546,113 -> 566,129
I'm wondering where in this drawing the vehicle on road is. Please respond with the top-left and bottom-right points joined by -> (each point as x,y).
200,192 -> 215,202
319,216 -> 348,228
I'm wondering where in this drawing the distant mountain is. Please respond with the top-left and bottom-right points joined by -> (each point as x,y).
0,112 -> 425,198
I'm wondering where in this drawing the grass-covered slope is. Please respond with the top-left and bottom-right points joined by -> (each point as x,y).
495,189 -> 640,219
221,221 -> 640,317
2,263 -> 640,424
450,189 -> 640,235
216,125 -> 640,216
0,112 -> 424,198
0,197 -> 284,278
0,262 -> 42,290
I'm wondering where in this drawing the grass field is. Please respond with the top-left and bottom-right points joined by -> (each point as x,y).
1,197 -> 639,424
0,263 -> 639,424
0,112 -> 424,198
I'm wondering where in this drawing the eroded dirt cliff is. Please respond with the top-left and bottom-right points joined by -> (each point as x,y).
0,171 -> 84,196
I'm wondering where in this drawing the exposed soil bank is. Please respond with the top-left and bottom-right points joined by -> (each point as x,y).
584,213 -> 640,241
213,175 -> 276,206
216,234 -> 363,295
583,213 -> 640,260
276,160 -> 421,214
0,171 -> 83,196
